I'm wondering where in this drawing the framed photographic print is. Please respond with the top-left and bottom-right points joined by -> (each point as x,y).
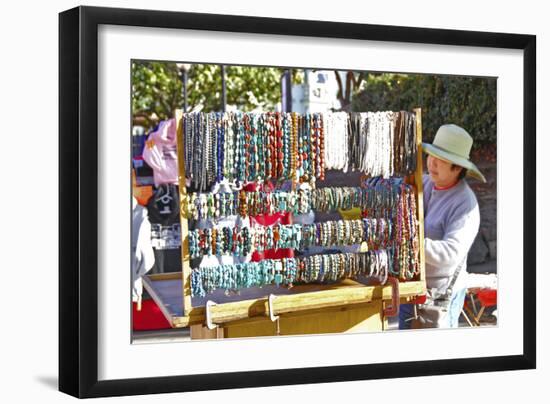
59,5 -> 536,398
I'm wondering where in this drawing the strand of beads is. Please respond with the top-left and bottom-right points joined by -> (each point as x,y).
317,113 -> 325,180
202,114 -> 211,191
234,112 -> 245,184
214,112 -> 224,183
265,113 -> 274,179
404,182 -> 420,279
309,113 -> 319,181
208,112 -> 217,186
272,113 -> 280,179
223,113 -> 235,180
324,112 -> 350,172
290,112 -> 298,180
183,112 -> 194,183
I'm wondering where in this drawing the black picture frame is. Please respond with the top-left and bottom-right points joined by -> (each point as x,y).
59,5 -> 536,399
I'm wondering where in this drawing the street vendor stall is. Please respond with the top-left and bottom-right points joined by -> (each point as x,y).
143,108 -> 427,339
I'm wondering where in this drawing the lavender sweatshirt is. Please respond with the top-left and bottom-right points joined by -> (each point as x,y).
422,174 -> 480,295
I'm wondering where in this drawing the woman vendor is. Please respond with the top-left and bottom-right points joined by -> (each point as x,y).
399,124 -> 486,329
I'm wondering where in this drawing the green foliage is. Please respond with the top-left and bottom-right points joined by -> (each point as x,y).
352,73 -> 497,148
188,64 -> 285,113
132,61 -> 182,130
132,61 -> 297,132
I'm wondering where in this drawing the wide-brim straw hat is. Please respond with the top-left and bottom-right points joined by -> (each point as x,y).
422,124 -> 486,183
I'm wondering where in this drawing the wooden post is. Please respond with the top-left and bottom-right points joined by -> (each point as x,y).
190,324 -> 225,339
413,108 -> 426,283
175,109 -> 193,316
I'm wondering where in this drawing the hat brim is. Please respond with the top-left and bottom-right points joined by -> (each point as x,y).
422,143 -> 486,183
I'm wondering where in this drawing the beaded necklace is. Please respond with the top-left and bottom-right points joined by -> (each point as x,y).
210,113 -> 217,186
235,112 -> 245,183
195,113 -> 204,190
272,113 -> 280,178
297,113 -> 304,179
215,112 -> 224,183
265,113 -> 273,179
243,113 -> 251,181
290,112 -> 298,181
281,113 -> 290,179
317,113 -> 325,180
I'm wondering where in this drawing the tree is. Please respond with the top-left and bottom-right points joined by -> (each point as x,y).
132,61 -> 302,132
132,61 -> 181,130
352,73 -> 497,149
334,71 -> 367,111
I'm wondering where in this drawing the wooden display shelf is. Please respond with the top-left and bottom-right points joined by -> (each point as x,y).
143,272 -> 426,329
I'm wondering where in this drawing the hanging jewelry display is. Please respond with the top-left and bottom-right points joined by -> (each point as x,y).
179,109 -> 422,303
188,203 -> 417,280
186,178 -> 419,283
181,111 -> 416,190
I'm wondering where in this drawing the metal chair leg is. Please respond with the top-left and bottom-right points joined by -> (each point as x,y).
461,308 -> 474,327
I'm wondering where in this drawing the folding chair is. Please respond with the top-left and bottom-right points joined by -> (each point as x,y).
462,288 -> 497,326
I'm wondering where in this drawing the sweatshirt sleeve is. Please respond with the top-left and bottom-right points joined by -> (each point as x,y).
424,204 -> 480,277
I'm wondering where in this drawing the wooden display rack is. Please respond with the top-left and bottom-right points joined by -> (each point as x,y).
143,108 -> 426,339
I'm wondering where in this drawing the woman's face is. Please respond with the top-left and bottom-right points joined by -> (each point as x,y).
426,155 -> 462,188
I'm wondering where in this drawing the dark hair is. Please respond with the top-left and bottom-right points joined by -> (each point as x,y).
451,164 -> 467,180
